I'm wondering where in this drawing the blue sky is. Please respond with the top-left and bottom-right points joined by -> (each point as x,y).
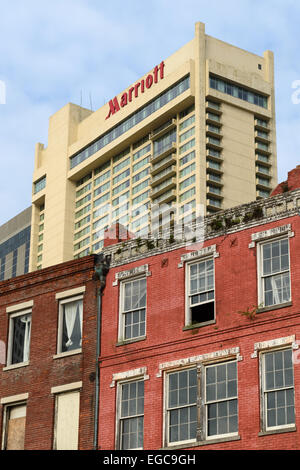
0,0 -> 299,225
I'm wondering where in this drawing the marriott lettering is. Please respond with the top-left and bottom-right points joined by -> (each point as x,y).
106,61 -> 165,119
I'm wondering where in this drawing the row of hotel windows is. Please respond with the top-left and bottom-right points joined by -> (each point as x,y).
73,105 -> 197,258
6,234 -> 291,370
117,346 -> 295,449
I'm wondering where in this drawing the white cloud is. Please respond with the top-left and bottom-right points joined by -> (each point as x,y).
0,0 -> 300,224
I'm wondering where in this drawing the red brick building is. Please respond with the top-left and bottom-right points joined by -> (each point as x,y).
0,255 -> 106,450
1,169 -> 300,451
97,171 -> 300,450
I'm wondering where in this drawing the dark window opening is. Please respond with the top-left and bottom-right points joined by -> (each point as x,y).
191,302 -> 214,325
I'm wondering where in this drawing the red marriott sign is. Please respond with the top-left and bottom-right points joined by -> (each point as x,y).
106,61 -> 165,119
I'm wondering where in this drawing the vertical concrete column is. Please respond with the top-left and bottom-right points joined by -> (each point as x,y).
264,50 -> 278,187
194,22 -> 207,214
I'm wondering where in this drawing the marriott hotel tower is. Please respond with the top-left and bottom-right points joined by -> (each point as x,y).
30,22 -> 277,271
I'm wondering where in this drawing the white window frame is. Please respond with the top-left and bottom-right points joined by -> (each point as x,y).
260,347 -> 295,433
185,256 -> 215,327
6,309 -> 32,369
257,236 -> 291,309
164,365 -> 198,447
163,356 -> 239,447
56,295 -> 83,357
115,377 -> 145,450
118,276 -> 147,343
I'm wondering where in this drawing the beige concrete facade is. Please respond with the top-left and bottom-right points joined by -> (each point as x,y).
30,22 -> 277,271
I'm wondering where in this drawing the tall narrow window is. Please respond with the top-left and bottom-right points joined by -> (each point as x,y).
261,349 -> 295,431
187,258 -> 215,326
205,361 -> 238,437
165,360 -> 238,447
120,278 -> 146,341
3,404 -> 27,450
167,368 -> 197,444
8,312 -> 31,366
260,238 -> 291,307
119,380 -> 144,449
58,297 -> 83,354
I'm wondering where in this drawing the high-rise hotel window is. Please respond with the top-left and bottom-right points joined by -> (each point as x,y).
7,311 -> 32,366
57,296 -> 83,354
259,238 -> 291,307
165,360 -> 238,446
261,349 -> 295,431
186,258 -> 215,326
119,278 -> 146,341
117,380 -> 144,449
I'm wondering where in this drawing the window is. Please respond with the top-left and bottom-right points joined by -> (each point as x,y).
53,390 -> 80,449
205,361 -> 238,437
261,349 -> 295,431
119,278 -> 146,341
165,360 -> 238,446
7,311 -> 32,366
167,368 -> 197,444
186,258 -> 215,326
2,403 -> 27,450
259,238 -> 291,307
118,380 -> 144,449
57,297 -> 83,354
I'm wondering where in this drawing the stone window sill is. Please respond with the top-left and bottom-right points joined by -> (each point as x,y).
256,301 -> 292,314
161,434 -> 240,450
53,349 -> 82,359
3,361 -> 29,371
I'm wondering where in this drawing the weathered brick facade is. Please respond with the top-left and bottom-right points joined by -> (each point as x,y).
98,186 -> 300,450
0,256 -> 99,450
1,179 -> 300,450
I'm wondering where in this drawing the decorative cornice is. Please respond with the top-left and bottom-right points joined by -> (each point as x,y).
178,244 -> 219,268
110,367 -> 149,387
156,347 -> 241,377
251,335 -> 297,358
112,264 -> 151,286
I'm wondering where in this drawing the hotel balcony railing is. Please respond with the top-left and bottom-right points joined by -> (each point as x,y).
206,100 -> 222,114
151,165 -> 177,187
206,124 -> 222,138
254,118 -> 269,132
152,188 -> 177,205
255,130 -> 270,144
255,141 -> 271,156
151,153 -> 176,175
150,177 -> 177,199
150,119 -> 177,140
206,112 -> 222,126
151,141 -> 177,165
255,152 -> 271,167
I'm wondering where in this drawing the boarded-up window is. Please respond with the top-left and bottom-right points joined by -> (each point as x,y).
54,391 -> 80,450
5,404 -> 26,450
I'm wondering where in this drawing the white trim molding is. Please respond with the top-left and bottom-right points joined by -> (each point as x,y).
55,286 -> 86,300
110,367 -> 149,388
51,381 -> 83,394
249,224 -> 294,248
156,347 -> 242,377
113,264 -> 151,286
178,244 -> 219,268
6,300 -> 33,314
251,335 -> 298,358
1,393 -> 29,405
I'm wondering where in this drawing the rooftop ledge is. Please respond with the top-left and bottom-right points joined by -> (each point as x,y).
102,187 -> 300,268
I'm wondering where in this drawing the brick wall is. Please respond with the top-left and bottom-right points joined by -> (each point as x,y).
0,255 -> 99,450
98,214 -> 300,450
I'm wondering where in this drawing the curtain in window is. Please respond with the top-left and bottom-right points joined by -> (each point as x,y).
64,301 -> 82,348
20,315 -> 31,361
